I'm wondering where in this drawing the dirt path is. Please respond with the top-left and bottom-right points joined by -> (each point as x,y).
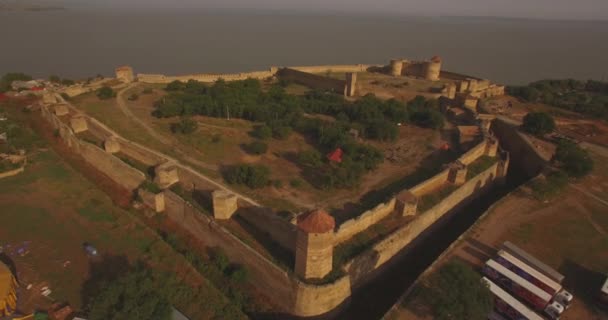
115,85 -> 222,172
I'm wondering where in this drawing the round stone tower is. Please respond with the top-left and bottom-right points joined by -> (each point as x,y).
389,59 -> 404,77
294,209 -> 336,280
424,56 -> 442,81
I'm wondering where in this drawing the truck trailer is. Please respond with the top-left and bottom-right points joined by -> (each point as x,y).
502,241 -> 564,284
483,277 -> 544,320
496,250 -> 573,308
483,260 -> 564,319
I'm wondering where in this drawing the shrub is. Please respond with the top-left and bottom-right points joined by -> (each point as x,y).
522,112 -> 555,136
289,179 -> 303,188
224,164 -> 270,189
554,140 -> 593,178
165,80 -> 185,91
128,93 -> 139,101
244,141 -> 268,155
272,126 -> 292,140
530,170 -> 568,200
422,260 -> 493,320
171,118 -> 198,134
96,86 -> 115,100
229,266 -> 249,284
410,109 -> 444,129
211,133 -> 222,143
252,125 -> 272,140
298,150 -> 323,168
273,180 -> 283,188
142,88 -> 153,94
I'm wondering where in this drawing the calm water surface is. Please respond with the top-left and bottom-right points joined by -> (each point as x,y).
1,10 -> 607,84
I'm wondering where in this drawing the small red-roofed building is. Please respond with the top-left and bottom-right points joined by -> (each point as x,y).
327,148 -> 343,163
295,209 -> 336,279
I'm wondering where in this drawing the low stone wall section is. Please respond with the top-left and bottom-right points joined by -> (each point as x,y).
334,198 -> 397,245
0,166 -> 25,179
345,161 -> 501,283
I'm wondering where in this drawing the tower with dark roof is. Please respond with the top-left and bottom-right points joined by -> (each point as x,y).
295,209 -> 335,280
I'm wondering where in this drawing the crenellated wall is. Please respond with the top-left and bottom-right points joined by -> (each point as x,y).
345,161 -> 501,284
40,105 -> 146,190
458,139 -> 489,165
334,198 -> 397,245
409,168 -> 451,197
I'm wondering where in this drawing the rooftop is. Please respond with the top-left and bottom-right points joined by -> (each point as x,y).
297,209 -> 335,234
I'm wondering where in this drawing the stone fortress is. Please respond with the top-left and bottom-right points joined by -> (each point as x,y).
38,56 -> 523,318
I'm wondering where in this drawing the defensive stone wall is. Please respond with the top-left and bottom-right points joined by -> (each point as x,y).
409,168 -> 451,197
277,68 -> 346,94
163,189 -> 351,316
334,198 -> 397,245
458,139 -> 489,165
492,117 -> 548,176
288,64 -> 374,74
79,142 -> 146,190
238,207 -> 297,251
40,104 -> 146,190
0,166 -> 25,179
345,161 -> 501,283
137,69 -> 276,84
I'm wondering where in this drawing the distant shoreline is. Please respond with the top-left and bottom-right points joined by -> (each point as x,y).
0,5 -> 65,12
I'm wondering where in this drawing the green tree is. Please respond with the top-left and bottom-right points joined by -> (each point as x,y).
298,150 -> 323,168
88,268 -> 172,320
171,118 -> 198,134
49,74 -> 61,83
252,125 -> 272,140
96,86 -> 115,100
244,141 -> 268,155
423,261 -> 493,320
224,164 -> 270,189
522,112 -> 555,136
554,140 -> 594,178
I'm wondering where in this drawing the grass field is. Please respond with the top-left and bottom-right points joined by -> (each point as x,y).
0,105 -> 247,319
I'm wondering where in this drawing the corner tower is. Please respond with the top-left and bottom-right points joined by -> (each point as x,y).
424,56 -> 442,81
295,209 -> 335,280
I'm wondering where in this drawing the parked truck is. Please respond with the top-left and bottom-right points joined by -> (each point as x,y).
502,241 -> 564,283
496,250 -> 573,308
483,259 -> 564,319
483,277 -> 544,320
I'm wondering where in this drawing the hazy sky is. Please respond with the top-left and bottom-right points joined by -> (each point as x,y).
61,0 -> 608,20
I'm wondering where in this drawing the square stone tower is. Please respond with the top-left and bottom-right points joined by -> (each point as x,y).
115,66 -> 135,83
295,209 -> 336,280
212,190 -> 238,220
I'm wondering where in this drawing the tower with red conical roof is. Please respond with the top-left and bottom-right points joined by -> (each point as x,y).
295,209 -> 335,279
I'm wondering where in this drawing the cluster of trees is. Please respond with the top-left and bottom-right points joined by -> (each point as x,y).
0,72 -> 32,92
420,260 -> 494,320
88,268 -> 172,320
154,79 -> 445,189
224,164 -> 271,189
507,79 -> 608,120
243,141 -> 268,155
96,86 -> 116,100
522,112 -> 556,136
